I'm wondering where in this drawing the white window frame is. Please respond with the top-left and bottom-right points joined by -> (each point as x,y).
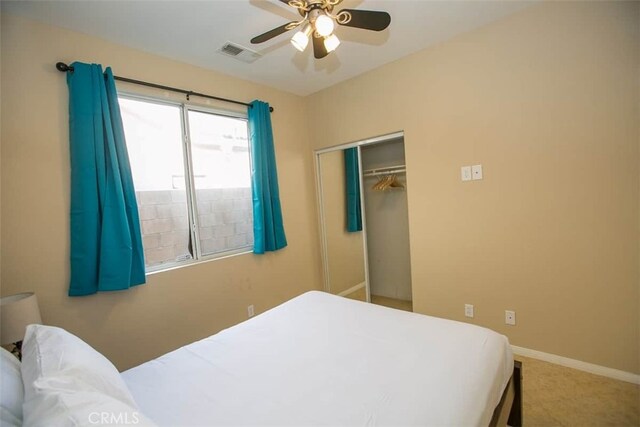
119,92 -> 254,274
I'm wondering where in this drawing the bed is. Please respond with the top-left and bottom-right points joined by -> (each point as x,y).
10,290 -> 521,426
120,291 -> 522,426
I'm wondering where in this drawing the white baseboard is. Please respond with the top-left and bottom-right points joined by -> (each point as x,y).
338,282 -> 366,297
511,345 -> 640,385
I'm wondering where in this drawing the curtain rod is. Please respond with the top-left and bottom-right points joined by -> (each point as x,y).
55,62 -> 273,112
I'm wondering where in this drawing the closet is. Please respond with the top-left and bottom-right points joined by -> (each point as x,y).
361,139 -> 412,306
315,132 -> 413,310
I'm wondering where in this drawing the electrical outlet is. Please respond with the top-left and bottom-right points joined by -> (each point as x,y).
505,310 -> 516,325
465,304 -> 474,318
247,305 -> 255,318
472,164 -> 483,180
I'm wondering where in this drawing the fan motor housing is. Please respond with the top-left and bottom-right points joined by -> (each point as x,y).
298,0 -> 333,17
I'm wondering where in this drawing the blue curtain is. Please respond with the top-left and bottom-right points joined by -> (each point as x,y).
67,62 -> 146,296
248,100 -> 287,254
344,148 -> 362,232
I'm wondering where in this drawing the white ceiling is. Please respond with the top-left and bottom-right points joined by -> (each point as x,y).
2,0 -> 535,96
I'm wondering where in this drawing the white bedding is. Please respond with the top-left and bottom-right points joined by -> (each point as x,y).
122,291 -> 513,426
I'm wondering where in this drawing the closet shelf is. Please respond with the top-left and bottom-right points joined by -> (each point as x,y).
363,165 -> 406,178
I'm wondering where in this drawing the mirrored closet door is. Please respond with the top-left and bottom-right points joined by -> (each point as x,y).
315,149 -> 368,301
315,132 -> 413,311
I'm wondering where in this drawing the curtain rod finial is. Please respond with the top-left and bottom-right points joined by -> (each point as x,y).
56,62 -> 73,72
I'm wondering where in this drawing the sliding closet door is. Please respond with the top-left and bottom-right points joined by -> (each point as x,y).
316,149 -> 369,302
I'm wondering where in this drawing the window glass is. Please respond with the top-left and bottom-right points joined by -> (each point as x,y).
188,110 -> 253,256
119,97 -> 254,270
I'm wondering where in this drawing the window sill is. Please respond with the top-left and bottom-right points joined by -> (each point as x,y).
145,246 -> 253,276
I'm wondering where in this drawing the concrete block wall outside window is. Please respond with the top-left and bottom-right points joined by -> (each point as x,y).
136,188 -> 253,268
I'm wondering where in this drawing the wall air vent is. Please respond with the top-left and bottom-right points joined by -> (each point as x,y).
217,42 -> 262,64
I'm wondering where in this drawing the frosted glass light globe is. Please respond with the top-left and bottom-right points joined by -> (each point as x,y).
315,14 -> 335,37
291,31 -> 309,51
290,23 -> 311,52
323,34 -> 341,53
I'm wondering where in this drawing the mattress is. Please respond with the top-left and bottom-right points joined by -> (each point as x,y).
122,291 -> 513,426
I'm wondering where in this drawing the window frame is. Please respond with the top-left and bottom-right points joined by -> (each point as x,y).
118,91 -> 254,274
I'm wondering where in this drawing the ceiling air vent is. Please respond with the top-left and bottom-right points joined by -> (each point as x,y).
217,42 -> 262,64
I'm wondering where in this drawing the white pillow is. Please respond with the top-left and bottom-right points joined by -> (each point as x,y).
22,388 -> 153,427
20,325 -> 156,427
0,346 -> 23,425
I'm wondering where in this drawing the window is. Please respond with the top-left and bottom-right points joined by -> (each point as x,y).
119,95 -> 253,271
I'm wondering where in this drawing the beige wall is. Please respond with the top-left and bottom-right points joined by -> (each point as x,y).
317,150 -> 366,295
307,1 -> 640,373
0,14 -> 322,370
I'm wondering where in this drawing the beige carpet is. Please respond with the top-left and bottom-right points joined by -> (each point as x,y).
371,294 -> 413,312
516,355 -> 639,426
342,289 -> 413,313
342,287 -> 367,302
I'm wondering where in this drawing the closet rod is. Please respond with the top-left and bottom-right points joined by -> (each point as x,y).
363,165 -> 406,177
55,62 -> 274,112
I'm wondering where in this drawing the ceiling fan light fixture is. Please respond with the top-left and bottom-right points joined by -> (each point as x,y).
251,1 -> 391,60
323,34 -> 340,53
291,23 -> 312,52
314,13 -> 335,37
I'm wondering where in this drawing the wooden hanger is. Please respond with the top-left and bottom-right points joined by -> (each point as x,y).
389,174 -> 404,189
380,175 -> 392,191
372,175 -> 387,191
383,175 -> 394,190
372,174 -> 404,191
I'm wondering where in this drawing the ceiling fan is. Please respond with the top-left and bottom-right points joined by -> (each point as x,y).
250,0 -> 391,59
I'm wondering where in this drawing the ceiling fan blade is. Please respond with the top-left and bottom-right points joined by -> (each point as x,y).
251,22 -> 295,44
337,9 -> 391,31
312,34 -> 329,59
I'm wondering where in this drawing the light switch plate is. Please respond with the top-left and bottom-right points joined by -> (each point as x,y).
472,164 -> 483,180
461,166 -> 472,182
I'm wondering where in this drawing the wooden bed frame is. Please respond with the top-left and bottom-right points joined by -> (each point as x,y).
489,360 -> 522,427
